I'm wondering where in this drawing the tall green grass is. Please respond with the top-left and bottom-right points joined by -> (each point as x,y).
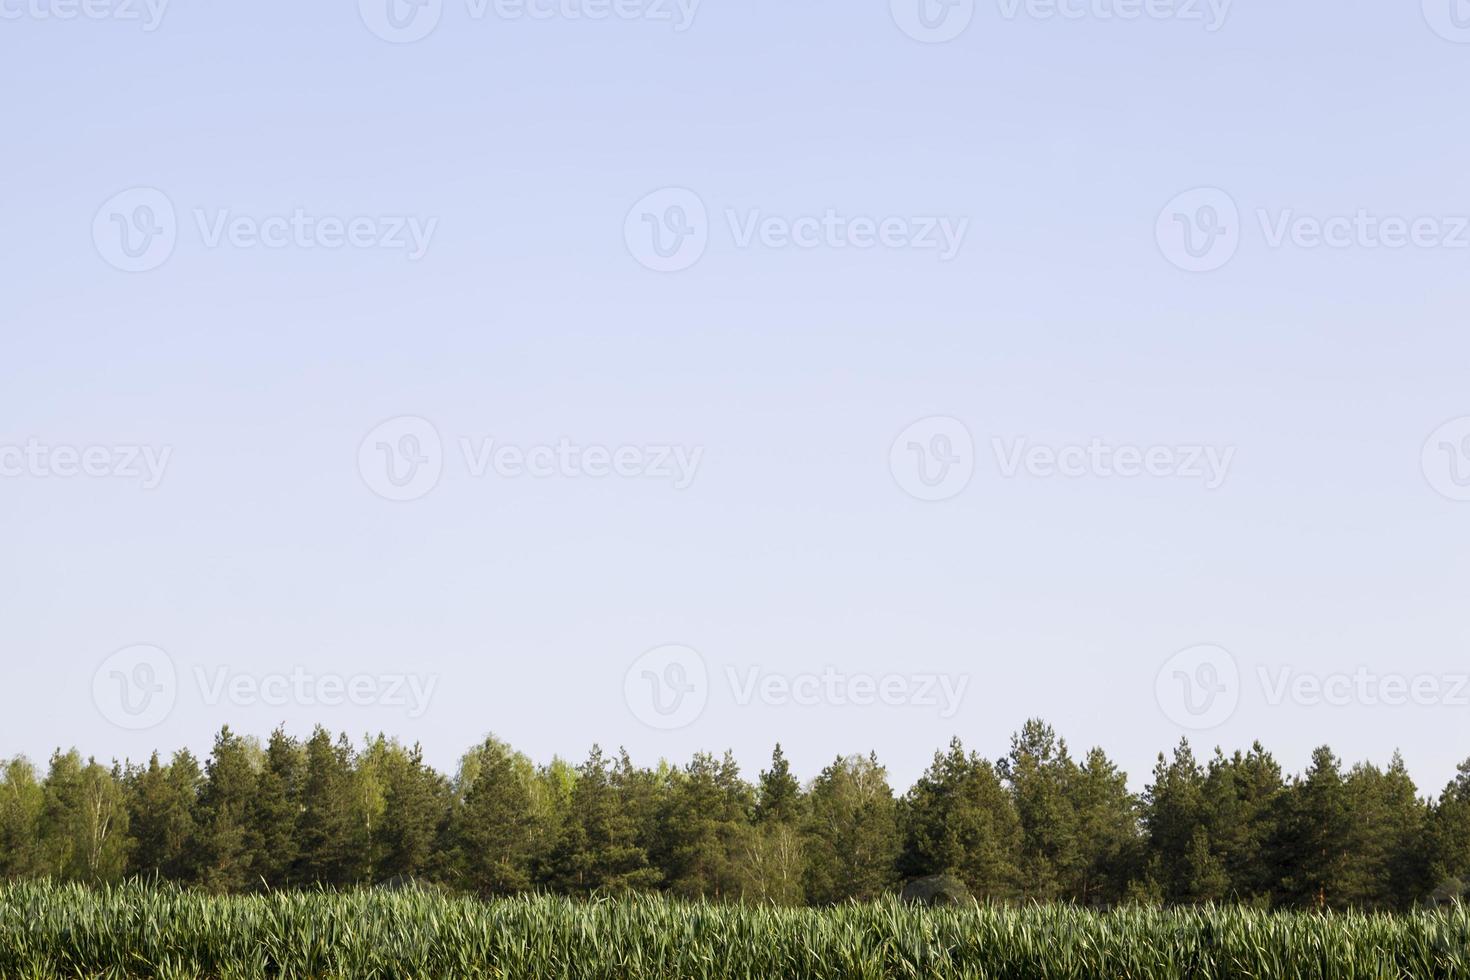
2,879 -> 1468,979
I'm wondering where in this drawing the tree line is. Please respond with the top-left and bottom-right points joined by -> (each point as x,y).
3,720 -> 1469,911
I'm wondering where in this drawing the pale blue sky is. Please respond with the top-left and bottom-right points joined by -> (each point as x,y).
3,0 -> 1470,792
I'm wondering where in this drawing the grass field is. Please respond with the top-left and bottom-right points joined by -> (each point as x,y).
4,880 -> 1470,980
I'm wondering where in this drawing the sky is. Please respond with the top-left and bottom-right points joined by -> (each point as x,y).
2,0 -> 1470,795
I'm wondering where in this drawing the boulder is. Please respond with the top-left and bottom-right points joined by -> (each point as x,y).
900,874 -> 972,907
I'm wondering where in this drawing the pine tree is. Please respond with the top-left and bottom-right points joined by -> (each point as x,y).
526,758 -> 577,884
374,740 -> 450,883
1429,758 -> 1470,901
1184,825 -> 1229,902
655,751 -> 754,900
1140,739 -> 1207,904
1338,754 -> 1428,910
454,737 -> 536,894
126,751 -> 200,883
549,746 -> 661,894
1274,746 -> 1353,910
247,729 -> 303,889
196,728 -> 260,893
755,745 -> 803,826
1067,747 -> 1140,906
999,720 -> 1081,902
900,738 -> 1021,900
293,728 -> 360,887
1198,743 -> 1283,904
802,753 -> 900,904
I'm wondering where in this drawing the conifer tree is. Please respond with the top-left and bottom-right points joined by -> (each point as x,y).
247,729 -> 303,889
1274,746 -> 1354,910
1140,739 -> 1207,904
195,728 -> 259,893
126,751 -> 200,883
999,720 -> 1081,902
755,745 -> 803,826
1068,747 -> 1140,906
802,753 -> 900,904
656,751 -> 753,899
454,737 -> 537,894
1429,759 -> 1470,900
374,740 -> 450,882
549,746 -> 661,894
900,738 -> 1021,900
293,728 -> 362,887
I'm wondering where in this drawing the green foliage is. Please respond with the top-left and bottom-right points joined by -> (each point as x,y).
0,757 -> 45,880
900,738 -> 1021,900
453,737 -> 537,895
246,731 -> 301,888
37,751 -> 130,882
194,728 -> 259,894
803,753 -> 900,904
126,751 -> 200,884
4,723 -> 1467,911
548,746 -> 661,895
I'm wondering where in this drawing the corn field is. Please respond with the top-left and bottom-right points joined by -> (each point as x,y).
3,880 -> 1469,980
